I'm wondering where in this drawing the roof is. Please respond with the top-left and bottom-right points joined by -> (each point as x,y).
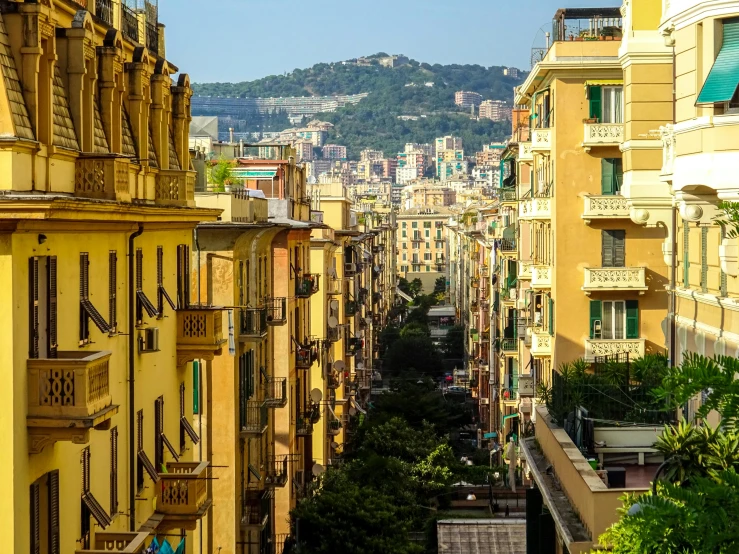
436,520 -> 526,554
429,306 -> 456,317
553,7 -> 623,19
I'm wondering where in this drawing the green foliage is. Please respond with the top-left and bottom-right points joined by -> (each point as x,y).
433,277 -> 446,295
714,200 -> 739,239
192,59 -> 523,158
210,157 -> 234,192
400,322 -> 429,339
384,336 -> 442,377
409,278 -> 424,297
442,325 -> 465,359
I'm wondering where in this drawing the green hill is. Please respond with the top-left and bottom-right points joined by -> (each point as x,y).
192,55 -> 526,158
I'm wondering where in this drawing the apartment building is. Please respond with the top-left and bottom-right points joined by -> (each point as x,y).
397,207 -> 451,291
396,166 -> 421,185
476,143 -> 506,166
322,144 -> 347,160
455,90 -> 484,108
360,149 -> 384,162
479,99 -> 513,122
435,135 -> 463,154
0,2 -> 229,553
295,141 -> 314,162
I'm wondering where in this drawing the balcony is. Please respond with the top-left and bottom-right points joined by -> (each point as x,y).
94,0 -> 115,27
326,278 -> 342,296
582,195 -> 630,222
265,297 -> 287,325
519,141 -> 533,161
240,401 -> 268,436
500,338 -> 518,353
327,372 -> 341,390
531,331 -> 553,357
326,324 -> 344,343
121,2 -> 139,42
264,377 -> 287,408
327,416 -> 343,436
499,188 -> 517,203
74,155 -> 130,202
531,128 -> 552,151
296,344 -> 313,369
346,337 -> 363,357
155,462 -> 211,531
518,262 -> 533,280
499,238 -> 517,254
27,351 -> 118,454
241,490 -> 271,530
345,299 -> 358,317
239,307 -> 267,339
155,170 -> 195,207
295,274 -> 319,298
265,455 -> 294,488
583,267 -> 647,293
296,411 -> 316,436
583,122 -> 623,148
75,532 -> 151,554
529,265 -> 551,289
176,308 -> 226,366
518,197 -> 551,220
585,339 -> 645,361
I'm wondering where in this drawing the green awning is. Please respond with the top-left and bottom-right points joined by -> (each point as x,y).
232,168 -> 278,179
503,414 -> 519,422
697,18 -> 739,104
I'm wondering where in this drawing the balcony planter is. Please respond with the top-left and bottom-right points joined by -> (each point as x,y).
719,239 -> 738,276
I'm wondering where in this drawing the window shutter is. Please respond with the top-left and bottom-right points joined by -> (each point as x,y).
30,482 -> 40,554
548,296 -> 554,336
602,231 -> 614,267
613,158 -> 623,194
29,257 -> 39,359
177,244 -> 191,309
701,226 -> 709,293
49,471 -> 60,554
589,85 -> 602,120
589,300 -> 602,339
613,230 -> 625,267
109,251 -> 117,331
625,300 -> 639,339
239,355 -> 246,430
154,396 -> 164,470
80,253 -> 90,343
110,427 -> 118,516
193,360 -> 200,415
47,257 -> 58,358
601,158 -> 615,195
247,349 -> 255,399
683,219 -> 690,287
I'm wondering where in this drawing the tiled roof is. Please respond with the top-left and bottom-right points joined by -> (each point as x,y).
0,13 -> 34,140
437,520 -> 526,554
52,65 -> 80,150
122,104 -> 137,158
93,97 -> 110,154
168,131 -> 180,170
147,126 -> 158,168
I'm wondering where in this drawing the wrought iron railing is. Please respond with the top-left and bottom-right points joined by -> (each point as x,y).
121,2 -> 139,42
95,0 -> 114,26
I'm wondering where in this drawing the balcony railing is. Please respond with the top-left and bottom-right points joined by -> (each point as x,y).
240,400 -> 268,435
499,188 -> 517,202
500,338 -> 518,352
27,351 -> 117,454
583,267 -> 647,293
531,128 -> 552,151
531,331 -> 553,357
156,462 -> 210,526
519,141 -> 533,161
499,238 -> 517,253
582,195 -> 630,222
295,274 -> 319,298
326,324 -> 344,343
265,297 -> 287,325
345,299 -> 358,316
346,337 -> 363,357
518,197 -> 551,220
155,170 -> 195,206
75,155 -> 131,202
327,372 -> 341,390
176,308 -> 226,366
296,344 -> 313,369
327,417 -> 342,436
531,265 -> 552,289
146,21 -> 159,56
239,307 -> 267,339
121,2 -> 139,42
264,377 -> 287,408
296,412 -> 315,436
585,338 -> 645,361
95,0 -> 114,26
241,490 -> 270,529
326,278 -> 342,295
518,262 -> 533,280
583,122 -> 623,147
265,455 -> 291,488
75,532 -> 151,554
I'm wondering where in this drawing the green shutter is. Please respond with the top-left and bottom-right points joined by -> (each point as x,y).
701,226 -> 709,293
589,300 -> 602,339
697,18 -> 739,104
683,219 -> 690,287
614,158 -> 623,193
512,309 -> 518,339
625,300 -> 639,339
601,158 -> 615,195
193,361 -> 199,414
548,297 -> 554,336
589,86 -> 602,119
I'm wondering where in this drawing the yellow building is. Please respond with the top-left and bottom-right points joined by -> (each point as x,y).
0,1 -> 227,553
396,207 -> 451,291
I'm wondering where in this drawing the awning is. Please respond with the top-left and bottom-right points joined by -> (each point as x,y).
697,18 -> 739,104
502,414 -> 520,422
483,432 -> 498,439
584,79 -> 623,87
231,167 -> 278,179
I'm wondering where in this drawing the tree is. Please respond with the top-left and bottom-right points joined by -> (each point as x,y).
398,277 -> 412,297
383,336 -> 442,377
433,277 -> 446,295
210,157 -> 234,192
409,278 -> 423,298
400,323 -> 429,339
715,200 -> 739,238
441,325 -> 465,359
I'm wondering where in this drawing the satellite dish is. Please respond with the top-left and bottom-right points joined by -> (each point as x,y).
349,407 -> 357,416
310,388 -> 323,403
312,463 -> 325,477
330,299 -> 339,311
356,361 -> 364,370
374,266 -> 380,273
328,316 -> 339,328
334,360 -> 345,372
330,441 -> 340,449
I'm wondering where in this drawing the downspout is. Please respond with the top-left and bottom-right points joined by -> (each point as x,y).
669,41 -> 678,367
128,225 -> 143,531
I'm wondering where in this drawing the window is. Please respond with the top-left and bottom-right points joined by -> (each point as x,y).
435,221 -> 443,228
601,158 -> 623,195
424,253 -> 432,261
239,349 -> 255,428
683,219 -> 690,287
423,221 -> 432,228
436,241 -> 444,249
425,229 -> 430,238
30,471 -> 60,554
401,222 -> 407,228
80,253 -> 112,344
425,242 -> 430,249
154,396 -> 179,471
81,446 -> 112,543
402,243 -> 407,250
136,409 -> 158,491
701,226 -> 709,293
589,300 -> 639,339
108,251 -> 117,333
177,244 -> 191,308
402,230 -> 407,238
426,265 -> 431,272
402,253 -> 407,261
156,246 -> 176,315
180,381 -> 199,452
602,230 -> 625,267
412,222 -> 418,228
135,249 -> 158,323
29,256 -> 57,359
110,427 -> 118,515
588,85 -> 623,123
436,230 -> 442,240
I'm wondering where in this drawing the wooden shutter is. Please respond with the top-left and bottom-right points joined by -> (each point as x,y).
109,251 -> 117,332
177,244 -> 191,309
589,86 -> 602,120
30,482 -> 40,554
247,349 -> 255,399
155,396 -> 164,470
48,257 -> 58,358
602,231 -> 614,267
29,257 -> 39,359
701,226 -> 709,293
601,158 -> 615,195
238,355 -> 246,429
589,300 -> 602,339
193,360 -> 200,415
110,427 -> 118,516
548,297 -> 554,337
626,300 -> 639,339
613,158 -> 623,193
49,470 -> 60,554
613,230 -> 625,267
157,246 -> 176,314
80,253 -> 90,343
683,219 -> 690,287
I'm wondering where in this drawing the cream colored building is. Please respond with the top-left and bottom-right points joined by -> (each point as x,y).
397,207 -> 450,291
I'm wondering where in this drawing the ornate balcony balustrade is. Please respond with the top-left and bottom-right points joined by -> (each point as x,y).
585,339 -> 645,361
583,122 -> 623,147
519,197 -> 551,220
155,461 -> 210,531
531,128 -> 552,151
531,332 -> 553,357
582,195 -> 630,222
583,267 -> 647,293
531,265 -> 552,289
176,308 -> 226,366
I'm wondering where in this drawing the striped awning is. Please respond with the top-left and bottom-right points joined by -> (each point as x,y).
584,79 -> 623,87
697,18 -> 739,104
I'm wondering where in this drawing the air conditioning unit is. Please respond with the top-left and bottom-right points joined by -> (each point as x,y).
344,263 -> 356,276
479,397 -> 490,405
139,327 -> 159,353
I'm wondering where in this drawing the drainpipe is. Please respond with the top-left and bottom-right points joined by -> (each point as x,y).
128,225 -> 143,531
669,41 -> 678,367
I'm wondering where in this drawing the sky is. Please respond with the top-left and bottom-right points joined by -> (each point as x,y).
160,0 -> 620,84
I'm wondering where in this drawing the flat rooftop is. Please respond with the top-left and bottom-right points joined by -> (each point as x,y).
437,519 -> 526,554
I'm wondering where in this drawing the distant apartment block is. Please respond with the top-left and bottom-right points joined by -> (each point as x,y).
191,93 -> 369,120
438,160 -> 469,181
405,142 -> 433,156
295,140 -> 314,161
380,158 -> 397,181
306,159 -> 334,180
396,166 -> 421,184
504,67 -> 520,79
360,149 -> 384,161
406,184 -> 457,208
379,55 -> 410,68
455,90 -> 484,109
322,144 -> 348,160
435,136 -> 463,153
479,99 -> 513,122
476,143 -> 506,166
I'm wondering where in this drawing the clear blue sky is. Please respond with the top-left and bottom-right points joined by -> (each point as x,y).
160,0 -> 619,83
